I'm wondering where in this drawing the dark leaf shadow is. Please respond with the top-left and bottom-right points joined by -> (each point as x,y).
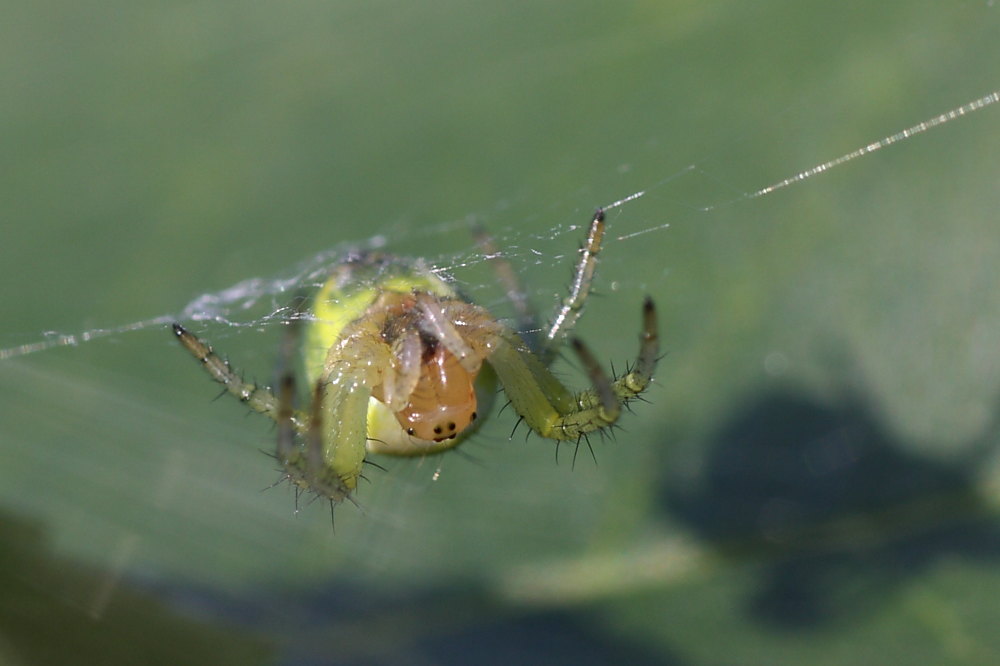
141,578 -> 683,666
0,506 -> 678,665
663,384 -> 1000,629
0,510 -> 272,665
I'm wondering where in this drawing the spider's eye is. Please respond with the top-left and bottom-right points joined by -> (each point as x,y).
393,345 -> 478,442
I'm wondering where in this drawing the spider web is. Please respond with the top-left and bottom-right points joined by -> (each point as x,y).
3,90 -> 996,361
1,91 -> 997,490
1,5 -> 1000,662
2,87 -> 995,538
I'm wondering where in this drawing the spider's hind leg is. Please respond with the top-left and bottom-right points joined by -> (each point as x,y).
472,219 -> 541,351
275,294 -> 309,463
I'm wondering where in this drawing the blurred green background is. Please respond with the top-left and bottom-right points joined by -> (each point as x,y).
3,1 -> 1000,664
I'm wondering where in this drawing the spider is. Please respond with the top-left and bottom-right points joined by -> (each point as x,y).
173,209 -> 659,510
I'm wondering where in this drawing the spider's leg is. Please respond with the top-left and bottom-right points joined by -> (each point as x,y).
275,294 -> 312,466
569,337 -> 620,423
276,372 -> 297,465
472,220 -> 541,349
305,379 -> 326,474
569,296 -> 659,425
544,208 -> 606,359
173,323 -> 306,430
275,296 -> 309,462
294,322 -> 391,503
478,298 -> 658,440
632,296 -> 659,386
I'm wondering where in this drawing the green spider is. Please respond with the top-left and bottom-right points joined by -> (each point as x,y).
173,209 -> 659,510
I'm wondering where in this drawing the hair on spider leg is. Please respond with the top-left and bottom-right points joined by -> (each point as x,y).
319,493 -> 365,535
302,490 -> 325,508
590,421 -> 614,443
584,435 -> 599,467
522,423 -> 534,443
602,421 -> 625,443
570,433 -> 598,471
496,398 -> 512,418
261,473 -> 289,493
362,457 -> 389,473
570,437 -> 582,469
508,414 -> 526,440
342,492 -> 363,513
652,349 -> 671,367
286,488 -> 331,524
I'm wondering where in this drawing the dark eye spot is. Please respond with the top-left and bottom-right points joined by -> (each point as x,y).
433,425 -> 443,435
407,428 -> 416,436
470,411 -> 477,421
447,422 -> 456,431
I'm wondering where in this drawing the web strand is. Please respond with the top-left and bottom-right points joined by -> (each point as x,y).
3,91 -> 998,361
753,90 -> 999,201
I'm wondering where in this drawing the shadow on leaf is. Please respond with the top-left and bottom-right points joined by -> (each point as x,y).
664,385 -> 1000,628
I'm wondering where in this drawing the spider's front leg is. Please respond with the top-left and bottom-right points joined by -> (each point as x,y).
172,323 -> 300,427
563,296 -> 659,433
458,297 -> 659,441
286,326 -> 392,503
172,320 -> 383,506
